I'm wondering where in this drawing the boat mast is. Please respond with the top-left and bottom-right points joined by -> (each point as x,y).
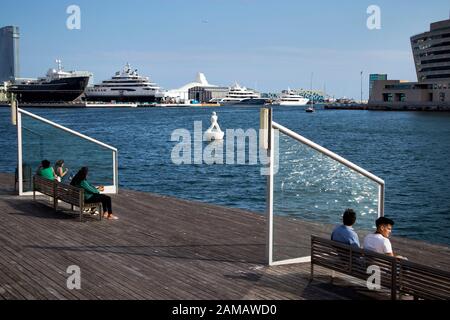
56,59 -> 62,71
310,72 -> 314,108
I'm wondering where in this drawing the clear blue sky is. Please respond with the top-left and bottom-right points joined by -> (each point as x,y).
1,0 -> 449,99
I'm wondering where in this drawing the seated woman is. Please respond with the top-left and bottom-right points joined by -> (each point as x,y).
54,159 -> 69,183
36,160 -> 57,180
70,167 -> 118,220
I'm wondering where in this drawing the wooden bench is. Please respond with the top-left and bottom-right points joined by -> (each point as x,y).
33,175 -> 102,222
397,259 -> 450,300
311,236 -> 399,300
311,236 -> 450,300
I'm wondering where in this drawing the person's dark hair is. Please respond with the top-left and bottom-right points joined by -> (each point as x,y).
55,159 -> 64,168
41,160 -> 51,169
343,209 -> 356,226
70,167 -> 88,186
376,216 -> 394,228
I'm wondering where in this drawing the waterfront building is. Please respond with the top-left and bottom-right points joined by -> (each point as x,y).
296,89 -> 326,103
188,86 -> 229,103
369,18 -> 450,108
369,74 -> 387,97
411,19 -> 450,83
0,26 -> 20,82
164,72 -> 217,103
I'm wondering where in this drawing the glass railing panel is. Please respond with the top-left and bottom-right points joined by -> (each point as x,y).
272,130 -> 380,263
21,111 -> 115,193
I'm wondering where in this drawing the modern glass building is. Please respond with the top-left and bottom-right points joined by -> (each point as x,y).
411,19 -> 450,83
0,26 -> 20,82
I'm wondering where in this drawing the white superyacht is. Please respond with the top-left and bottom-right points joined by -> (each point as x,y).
210,82 -> 266,105
85,63 -> 164,103
273,89 -> 309,106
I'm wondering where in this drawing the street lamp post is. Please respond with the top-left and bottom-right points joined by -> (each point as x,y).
360,71 -> 363,104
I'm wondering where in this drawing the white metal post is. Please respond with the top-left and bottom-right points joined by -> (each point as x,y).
379,184 -> 385,217
266,110 -> 274,266
113,150 -> 118,194
17,111 -> 23,195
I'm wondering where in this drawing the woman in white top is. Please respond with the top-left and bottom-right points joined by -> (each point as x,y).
54,159 -> 68,183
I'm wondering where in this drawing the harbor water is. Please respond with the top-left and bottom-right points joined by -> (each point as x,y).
0,106 -> 449,246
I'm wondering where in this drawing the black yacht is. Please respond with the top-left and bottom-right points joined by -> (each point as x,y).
8,60 -> 91,103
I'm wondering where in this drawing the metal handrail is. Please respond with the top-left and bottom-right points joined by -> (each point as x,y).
18,108 -> 118,152
272,121 -> 385,186
17,108 -> 118,195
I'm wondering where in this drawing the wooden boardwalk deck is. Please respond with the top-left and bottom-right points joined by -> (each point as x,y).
0,173 -> 449,300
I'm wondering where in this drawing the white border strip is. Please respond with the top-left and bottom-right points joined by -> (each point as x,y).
270,256 -> 311,266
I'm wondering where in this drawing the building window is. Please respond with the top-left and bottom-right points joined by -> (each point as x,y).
383,93 -> 393,102
395,93 -> 406,102
439,92 -> 445,102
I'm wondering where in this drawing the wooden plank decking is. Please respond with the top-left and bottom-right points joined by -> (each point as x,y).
0,173 -> 449,300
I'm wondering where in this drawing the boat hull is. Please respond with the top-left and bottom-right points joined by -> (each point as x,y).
9,76 -> 90,103
84,94 -> 163,103
277,99 -> 309,106
220,98 -> 268,106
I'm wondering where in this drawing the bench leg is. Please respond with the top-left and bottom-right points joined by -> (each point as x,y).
391,287 -> 397,301
33,190 -> 36,201
80,207 -> 83,222
98,204 -> 103,221
310,264 -> 314,281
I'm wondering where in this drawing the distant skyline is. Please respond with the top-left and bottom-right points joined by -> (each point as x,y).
1,0 -> 449,99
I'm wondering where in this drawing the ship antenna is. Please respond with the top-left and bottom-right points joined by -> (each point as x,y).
56,59 -> 62,71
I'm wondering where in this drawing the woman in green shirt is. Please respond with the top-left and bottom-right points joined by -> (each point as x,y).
36,160 -> 57,180
70,167 -> 118,220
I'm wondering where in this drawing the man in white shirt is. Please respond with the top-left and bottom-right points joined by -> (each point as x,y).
364,217 -> 405,258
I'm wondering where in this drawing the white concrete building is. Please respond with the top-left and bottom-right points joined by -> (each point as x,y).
164,72 -> 217,103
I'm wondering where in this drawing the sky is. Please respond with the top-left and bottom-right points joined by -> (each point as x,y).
1,0 -> 449,99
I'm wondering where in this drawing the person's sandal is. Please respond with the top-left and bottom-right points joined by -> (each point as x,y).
107,214 -> 119,220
